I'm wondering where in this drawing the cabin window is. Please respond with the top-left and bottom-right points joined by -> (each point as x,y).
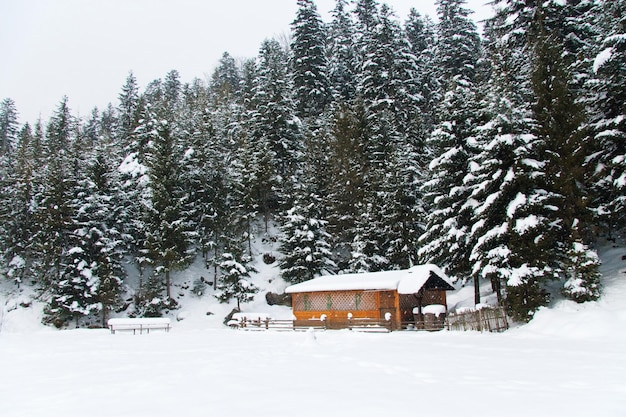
326,294 -> 333,309
331,291 -> 376,310
303,294 -> 311,311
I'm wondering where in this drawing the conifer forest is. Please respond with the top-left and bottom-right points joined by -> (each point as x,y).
0,0 -> 624,327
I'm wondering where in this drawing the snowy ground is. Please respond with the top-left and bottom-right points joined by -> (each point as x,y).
1,245 -> 625,417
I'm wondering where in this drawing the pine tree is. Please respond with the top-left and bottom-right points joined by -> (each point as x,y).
465,76 -> 553,311
419,1 -> 483,287
209,52 -> 241,105
279,200 -> 334,283
355,3 -> 397,166
530,7 -> 600,301
116,71 -> 140,146
418,79 -> 478,286
326,100 -> 369,271
41,102 -> 124,327
0,98 -> 19,156
349,193 -> 388,273
291,0 -> 331,118
354,0 -> 379,35
142,109 -> 194,308
181,96 -> 214,265
163,69 -> 182,117
87,143 -> 126,325
279,130 -> 336,283
478,1 -> 600,319
83,107 -> 102,144
215,236 -> 258,310
405,10 -> 439,133
228,133 -> 259,257
251,39 -> 302,209
435,0 -> 481,87
380,152 -> 421,270
32,97 -> 74,287
2,124 -> 36,286
587,0 -> 626,236
328,0 -> 358,102
117,100 -> 151,279
0,100 -> 18,274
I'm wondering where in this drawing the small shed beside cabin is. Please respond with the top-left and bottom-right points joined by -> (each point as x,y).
284,264 -> 455,330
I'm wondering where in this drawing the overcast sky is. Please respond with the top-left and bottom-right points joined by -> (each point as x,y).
0,0 -> 492,125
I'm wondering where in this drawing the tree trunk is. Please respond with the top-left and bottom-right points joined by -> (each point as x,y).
247,217 -> 252,257
213,245 -> 220,290
491,276 -> 503,306
474,275 -> 480,305
165,265 -> 171,299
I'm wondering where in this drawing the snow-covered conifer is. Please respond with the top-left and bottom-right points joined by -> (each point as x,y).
328,0 -> 358,102
585,0 -> 626,236
291,0 -> 331,118
215,237 -> 258,310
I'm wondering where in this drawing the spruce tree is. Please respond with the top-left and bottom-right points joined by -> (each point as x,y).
407,11 -> 440,135
587,0 -> 626,236
0,98 -> 19,156
215,236 -> 258,310
141,108 -> 193,311
530,8 -> 600,302
279,128 -> 336,283
435,0 -> 481,86
418,80 -> 478,284
419,0 -> 482,282
251,39 -> 302,209
33,97 -> 74,287
2,124 -> 36,286
349,192 -> 388,273
116,71 -> 140,146
465,77 -> 552,310
326,100 -> 368,271
209,52 -> 241,105
291,0 -> 331,118
279,198 -> 334,283
380,151 -> 421,270
328,0 -> 358,102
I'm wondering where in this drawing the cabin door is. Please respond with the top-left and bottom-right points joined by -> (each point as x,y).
378,291 -> 397,327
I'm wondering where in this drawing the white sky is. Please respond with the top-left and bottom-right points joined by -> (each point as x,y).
0,0 -> 492,126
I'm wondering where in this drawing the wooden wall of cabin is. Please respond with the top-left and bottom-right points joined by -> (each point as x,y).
291,290 -> 402,329
423,289 -> 447,306
292,290 -> 380,321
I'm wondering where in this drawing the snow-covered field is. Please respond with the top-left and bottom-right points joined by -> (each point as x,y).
1,246 -> 625,417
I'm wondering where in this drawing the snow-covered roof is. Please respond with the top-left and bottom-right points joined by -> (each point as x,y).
285,264 -> 454,294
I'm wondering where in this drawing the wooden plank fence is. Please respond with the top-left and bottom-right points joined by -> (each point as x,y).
229,317 -> 392,332
445,306 -> 509,333
228,308 -> 510,333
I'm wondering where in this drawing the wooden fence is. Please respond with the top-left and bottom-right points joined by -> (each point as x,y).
229,317 -> 392,332
229,308 -> 509,333
445,306 -> 509,333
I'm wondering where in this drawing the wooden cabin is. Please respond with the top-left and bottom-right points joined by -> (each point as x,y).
285,264 -> 455,330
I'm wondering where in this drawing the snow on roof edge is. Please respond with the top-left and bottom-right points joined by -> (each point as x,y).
285,264 -> 453,294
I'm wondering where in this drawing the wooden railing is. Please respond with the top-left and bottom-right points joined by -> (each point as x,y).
229,317 -> 393,332
228,308 -> 510,333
